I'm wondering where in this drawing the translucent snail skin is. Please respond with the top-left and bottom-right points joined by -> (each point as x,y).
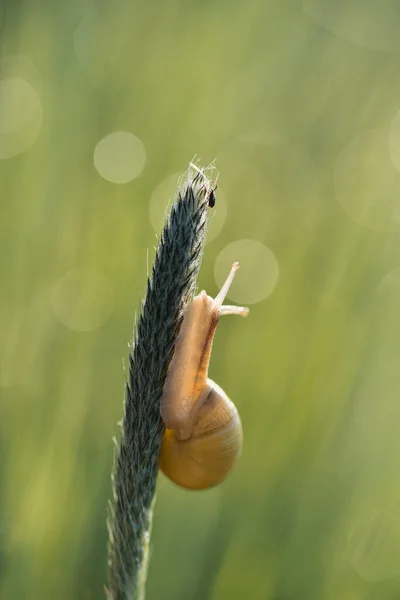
159,262 -> 249,490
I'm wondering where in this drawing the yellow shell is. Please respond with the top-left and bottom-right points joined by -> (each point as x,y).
159,379 -> 242,490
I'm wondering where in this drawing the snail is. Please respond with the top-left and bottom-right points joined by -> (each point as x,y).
159,262 -> 249,490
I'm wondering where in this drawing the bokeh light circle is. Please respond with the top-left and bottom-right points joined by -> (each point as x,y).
94,131 -> 146,184
0,77 -> 43,159
52,268 -> 114,331
0,54 -> 42,88
149,172 -> 227,243
214,239 -> 279,305
334,129 -> 400,232
349,505 -> 400,582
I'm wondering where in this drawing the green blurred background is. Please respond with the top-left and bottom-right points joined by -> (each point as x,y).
3,1 -> 400,598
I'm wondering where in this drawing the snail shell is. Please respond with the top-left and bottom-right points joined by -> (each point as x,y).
159,262 -> 248,490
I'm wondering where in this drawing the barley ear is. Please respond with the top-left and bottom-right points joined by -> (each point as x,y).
106,165 -> 212,599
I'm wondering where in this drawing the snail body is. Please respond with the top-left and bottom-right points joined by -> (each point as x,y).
159,262 -> 249,490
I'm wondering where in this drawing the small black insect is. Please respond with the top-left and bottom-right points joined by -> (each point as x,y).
189,163 -> 218,208
208,188 -> 216,208
206,181 -> 218,208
